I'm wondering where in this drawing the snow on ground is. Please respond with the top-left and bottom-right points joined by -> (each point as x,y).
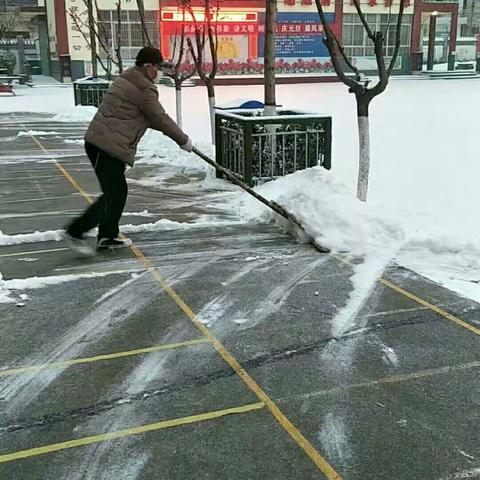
16,130 -> 60,137
2,78 -> 480,308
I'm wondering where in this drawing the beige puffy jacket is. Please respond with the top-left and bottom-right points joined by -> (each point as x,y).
84,67 -> 188,166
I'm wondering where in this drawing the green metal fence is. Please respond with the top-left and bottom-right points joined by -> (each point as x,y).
74,79 -> 110,107
215,109 -> 332,186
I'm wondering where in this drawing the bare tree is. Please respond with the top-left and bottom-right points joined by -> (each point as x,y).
86,0 -> 98,77
114,1 -> 123,74
264,0 -> 277,116
314,0 -> 406,202
69,0 -> 124,78
186,0 -> 219,143
164,13 -> 195,128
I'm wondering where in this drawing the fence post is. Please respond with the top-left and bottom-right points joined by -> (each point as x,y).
323,117 -> 332,170
215,112 -> 223,179
243,120 -> 253,186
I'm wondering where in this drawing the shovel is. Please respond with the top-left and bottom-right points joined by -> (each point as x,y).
192,147 -> 330,253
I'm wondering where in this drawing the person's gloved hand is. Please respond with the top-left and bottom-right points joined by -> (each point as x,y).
180,138 -> 193,153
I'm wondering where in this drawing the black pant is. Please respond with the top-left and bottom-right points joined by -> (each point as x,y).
68,142 -> 127,240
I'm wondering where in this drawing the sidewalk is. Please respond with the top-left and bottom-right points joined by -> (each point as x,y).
0,113 -> 479,480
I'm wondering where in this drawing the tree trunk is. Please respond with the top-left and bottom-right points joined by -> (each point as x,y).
207,81 -> 216,145
357,115 -> 370,202
175,83 -> 183,129
264,0 -> 277,113
87,0 -> 97,78
356,95 -> 371,202
115,1 -> 123,73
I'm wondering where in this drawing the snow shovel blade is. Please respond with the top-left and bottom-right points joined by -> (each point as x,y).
192,147 -> 330,254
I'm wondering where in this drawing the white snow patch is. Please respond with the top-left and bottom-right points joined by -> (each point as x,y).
123,210 -> 155,218
0,229 -> 63,246
17,130 -> 60,137
439,468 -> 480,480
64,139 -> 84,145
0,274 -> 15,303
330,253 -> 393,338
121,216 -> 244,234
381,344 -> 399,367
3,271 -> 114,291
52,106 -> 97,122
318,412 -> 352,465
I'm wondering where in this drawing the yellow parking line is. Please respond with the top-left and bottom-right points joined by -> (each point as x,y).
0,402 -> 265,464
333,254 -> 480,336
379,278 -> 480,336
29,134 -> 342,479
0,338 -> 211,377
29,135 -> 93,205
293,359 -> 480,399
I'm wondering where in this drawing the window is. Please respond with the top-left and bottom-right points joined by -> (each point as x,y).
342,14 -> 412,61
97,9 -> 160,57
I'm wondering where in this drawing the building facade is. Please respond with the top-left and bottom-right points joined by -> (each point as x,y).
0,0 -> 49,75
44,0 -> 460,81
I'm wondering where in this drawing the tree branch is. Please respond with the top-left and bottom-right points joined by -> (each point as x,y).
352,0 -> 375,41
331,26 -> 361,80
136,0 -> 152,46
68,7 -> 111,75
368,31 -> 388,97
387,0 -> 406,76
314,0 -> 360,90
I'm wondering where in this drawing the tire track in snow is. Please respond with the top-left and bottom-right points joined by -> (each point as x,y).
196,253 -> 328,333
0,260 -> 208,417
64,325 -> 206,480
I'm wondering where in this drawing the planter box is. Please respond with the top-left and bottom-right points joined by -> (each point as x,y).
215,109 -> 332,186
74,77 -> 110,107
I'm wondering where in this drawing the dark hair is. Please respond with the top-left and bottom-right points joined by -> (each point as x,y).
135,47 -> 163,67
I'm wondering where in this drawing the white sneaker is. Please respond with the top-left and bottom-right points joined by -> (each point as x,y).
64,232 -> 95,256
96,237 -> 133,251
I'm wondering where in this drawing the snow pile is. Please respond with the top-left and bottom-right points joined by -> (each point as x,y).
0,273 -> 14,303
53,106 -> 97,123
234,167 -> 405,255
136,129 -> 210,174
232,165 -> 480,304
121,215 -> 243,234
0,229 -> 63,246
17,130 -> 60,137
4,271 -> 113,292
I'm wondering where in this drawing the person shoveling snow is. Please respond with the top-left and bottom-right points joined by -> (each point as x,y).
65,47 -> 193,255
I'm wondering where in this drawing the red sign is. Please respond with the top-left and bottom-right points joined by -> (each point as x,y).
162,22 -> 258,35
258,23 -> 325,35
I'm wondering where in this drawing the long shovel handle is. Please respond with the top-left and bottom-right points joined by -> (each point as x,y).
191,147 -> 330,253
192,147 -> 302,228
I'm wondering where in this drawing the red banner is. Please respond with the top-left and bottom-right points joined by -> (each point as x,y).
161,22 -> 258,35
161,21 -> 327,36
